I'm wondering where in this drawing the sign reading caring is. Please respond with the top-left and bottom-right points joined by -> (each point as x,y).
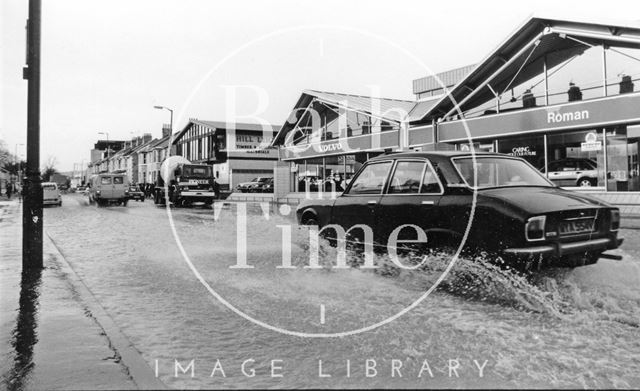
510,146 -> 536,156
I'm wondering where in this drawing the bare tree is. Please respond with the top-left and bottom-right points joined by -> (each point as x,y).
42,156 -> 59,181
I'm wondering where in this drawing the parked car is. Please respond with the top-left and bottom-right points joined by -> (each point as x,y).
42,182 -> 62,207
128,185 -> 145,201
296,151 -> 622,269
88,173 -> 129,206
252,177 -> 274,193
235,177 -> 272,193
542,158 -> 599,187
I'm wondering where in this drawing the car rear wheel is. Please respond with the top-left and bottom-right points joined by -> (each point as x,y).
577,177 -> 595,187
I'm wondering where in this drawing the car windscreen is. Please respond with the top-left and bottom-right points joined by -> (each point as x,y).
453,157 -> 553,189
42,185 -> 56,190
183,166 -> 212,177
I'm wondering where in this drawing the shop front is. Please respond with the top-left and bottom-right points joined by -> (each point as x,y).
273,90 -> 420,193
438,92 -> 640,191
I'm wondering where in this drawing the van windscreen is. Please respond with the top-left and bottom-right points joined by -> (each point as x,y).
113,177 -> 124,184
101,177 -> 112,185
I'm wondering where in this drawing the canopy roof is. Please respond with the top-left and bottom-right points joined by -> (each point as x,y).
272,90 -> 441,146
417,14 -> 640,123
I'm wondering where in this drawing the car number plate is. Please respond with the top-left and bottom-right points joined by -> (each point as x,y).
559,218 -> 594,235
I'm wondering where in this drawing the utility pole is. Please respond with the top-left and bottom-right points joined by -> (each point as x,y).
22,0 -> 43,269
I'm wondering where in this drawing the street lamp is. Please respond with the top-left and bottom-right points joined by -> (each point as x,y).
153,105 -> 173,134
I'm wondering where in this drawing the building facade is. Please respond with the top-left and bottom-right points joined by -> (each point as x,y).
173,119 -> 280,190
272,15 -> 640,198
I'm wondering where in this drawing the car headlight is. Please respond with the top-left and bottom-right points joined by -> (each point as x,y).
96,190 -> 101,195
610,209 -> 620,231
525,215 -> 546,241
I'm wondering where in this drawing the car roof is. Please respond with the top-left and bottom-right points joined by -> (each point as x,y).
368,150 -> 505,162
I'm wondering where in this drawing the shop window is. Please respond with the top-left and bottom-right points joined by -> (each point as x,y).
498,135 -> 544,169
546,130 -> 605,188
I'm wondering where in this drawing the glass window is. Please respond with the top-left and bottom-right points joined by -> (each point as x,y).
348,162 -> 392,195
388,161 -> 424,194
100,177 -> 112,185
421,164 -> 442,193
454,157 -> 552,189
113,176 -> 124,184
546,130 -> 605,188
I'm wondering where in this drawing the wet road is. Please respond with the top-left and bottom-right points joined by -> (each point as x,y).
40,193 -> 640,388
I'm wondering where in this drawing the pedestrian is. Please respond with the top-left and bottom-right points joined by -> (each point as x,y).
212,178 -> 220,199
6,183 -> 12,200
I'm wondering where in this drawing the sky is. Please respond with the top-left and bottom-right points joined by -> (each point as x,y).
2,0 -> 640,171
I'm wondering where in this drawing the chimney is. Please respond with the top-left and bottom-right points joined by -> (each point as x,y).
142,133 -> 152,144
162,124 -> 171,138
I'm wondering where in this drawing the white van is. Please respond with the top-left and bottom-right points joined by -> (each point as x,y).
88,174 -> 129,206
42,182 -> 62,206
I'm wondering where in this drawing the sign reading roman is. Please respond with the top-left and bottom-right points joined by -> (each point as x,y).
437,92 -> 640,142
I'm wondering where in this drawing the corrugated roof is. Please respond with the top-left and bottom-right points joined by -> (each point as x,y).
304,89 -> 416,123
272,89 -> 423,145
407,95 -> 443,122
412,65 -> 476,95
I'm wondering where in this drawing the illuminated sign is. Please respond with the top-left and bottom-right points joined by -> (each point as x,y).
581,132 -> 602,152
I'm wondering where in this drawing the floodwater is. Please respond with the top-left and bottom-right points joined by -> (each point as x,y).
38,193 -> 640,388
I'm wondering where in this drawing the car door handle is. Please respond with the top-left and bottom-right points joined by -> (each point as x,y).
367,200 -> 377,205
421,200 -> 435,205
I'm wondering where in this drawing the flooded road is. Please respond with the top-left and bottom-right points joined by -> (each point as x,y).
41,193 -> 640,388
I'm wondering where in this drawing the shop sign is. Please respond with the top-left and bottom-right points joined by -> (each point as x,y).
282,130 -> 399,160
547,110 -> 590,124
437,92 -> 640,142
509,146 -> 536,157
580,132 -> 602,152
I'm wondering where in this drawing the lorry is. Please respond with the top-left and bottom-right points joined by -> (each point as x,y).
154,156 -> 218,207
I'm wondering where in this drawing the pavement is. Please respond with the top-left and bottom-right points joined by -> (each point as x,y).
0,199 -> 165,390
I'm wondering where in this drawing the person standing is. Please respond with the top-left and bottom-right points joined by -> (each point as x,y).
6,183 -> 12,200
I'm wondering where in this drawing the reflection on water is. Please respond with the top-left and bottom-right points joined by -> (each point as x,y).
4,269 -> 43,391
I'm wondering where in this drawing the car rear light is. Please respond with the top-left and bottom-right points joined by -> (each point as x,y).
525,215 -> 546,241
610,209 -> 620,231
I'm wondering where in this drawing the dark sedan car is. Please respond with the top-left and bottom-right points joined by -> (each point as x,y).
128,186 -> 145,202
296,151 -> 622,269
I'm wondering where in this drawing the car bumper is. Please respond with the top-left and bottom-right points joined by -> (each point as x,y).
504,236 -> 623,257
181,191 -> 216,199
